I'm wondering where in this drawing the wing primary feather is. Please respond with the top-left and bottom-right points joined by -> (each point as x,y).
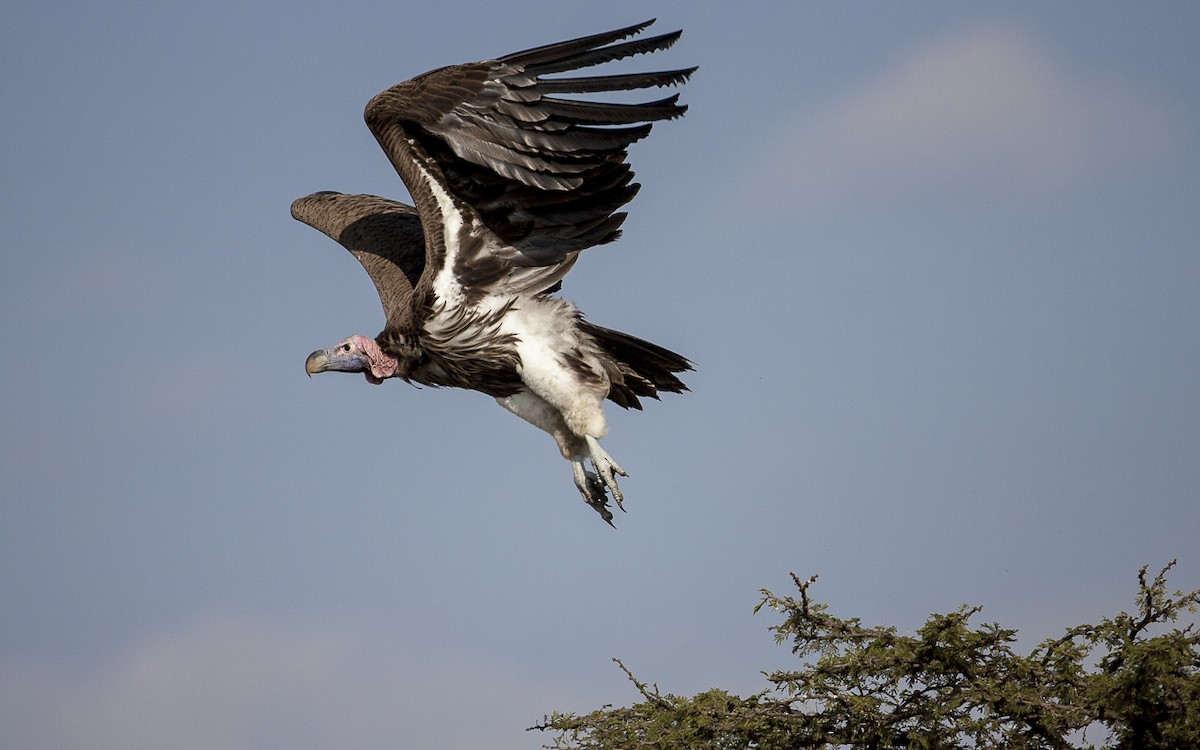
458,117 -> 653,154
533,94 -> 686,125
499,19 -> 657,68
533,68 -> 696,94
518,31 -> 685,77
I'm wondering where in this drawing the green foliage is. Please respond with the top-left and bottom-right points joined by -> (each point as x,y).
533,563 -> 1199,750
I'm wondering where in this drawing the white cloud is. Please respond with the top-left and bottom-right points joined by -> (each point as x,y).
0,615 -> 570,750
756,22 -> 1176,208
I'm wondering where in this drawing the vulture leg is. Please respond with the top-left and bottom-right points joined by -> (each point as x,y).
496,391 -> 621,523
584,435 -> 627,511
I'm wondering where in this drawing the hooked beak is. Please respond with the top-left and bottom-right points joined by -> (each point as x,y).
305,349 -> 329,377
305,346 -> 373,379
304,337 -> 388,384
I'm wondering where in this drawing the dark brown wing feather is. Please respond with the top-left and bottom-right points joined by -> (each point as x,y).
292,21 -> 693,374
290,192 -> 425,331
363,19 -> 695,274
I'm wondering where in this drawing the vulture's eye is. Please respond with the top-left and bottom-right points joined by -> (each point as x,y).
341,343 -> 352,352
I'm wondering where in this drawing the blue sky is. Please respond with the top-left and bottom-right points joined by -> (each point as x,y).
2,1 -> 1198,748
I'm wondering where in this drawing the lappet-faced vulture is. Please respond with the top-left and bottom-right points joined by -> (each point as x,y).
293,20 -> 694,523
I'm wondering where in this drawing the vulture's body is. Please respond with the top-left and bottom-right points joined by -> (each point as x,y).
293,20 -> 694,522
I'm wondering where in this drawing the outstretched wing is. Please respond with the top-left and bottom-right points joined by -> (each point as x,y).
363,19 -> 694,304
290,191 -> 426,332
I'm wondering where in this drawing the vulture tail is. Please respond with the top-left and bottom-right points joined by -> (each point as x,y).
579,320 -> 692,410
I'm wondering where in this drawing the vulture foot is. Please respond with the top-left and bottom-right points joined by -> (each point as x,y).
573,462 -> 615,525
571,436 -> 627,525
585,435 -> 627,509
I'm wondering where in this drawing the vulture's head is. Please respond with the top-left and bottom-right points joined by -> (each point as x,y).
305,334 -> 397,385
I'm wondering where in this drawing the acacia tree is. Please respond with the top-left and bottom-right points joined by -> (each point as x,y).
533,562 -> 1199,750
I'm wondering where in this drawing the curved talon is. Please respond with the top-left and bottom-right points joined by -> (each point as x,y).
589,496 -> 615,526
572,460 -> 615,524
585,435 -> 627,511
568,438 -> 628,523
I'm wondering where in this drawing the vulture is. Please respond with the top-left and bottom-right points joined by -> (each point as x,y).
293,20 -> 695,523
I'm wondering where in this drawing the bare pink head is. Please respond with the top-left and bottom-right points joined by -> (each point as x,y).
304,334 -> 398,385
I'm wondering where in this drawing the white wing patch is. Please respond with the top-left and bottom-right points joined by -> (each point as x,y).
401,141 -> 610,442
404,136 -> 471,310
